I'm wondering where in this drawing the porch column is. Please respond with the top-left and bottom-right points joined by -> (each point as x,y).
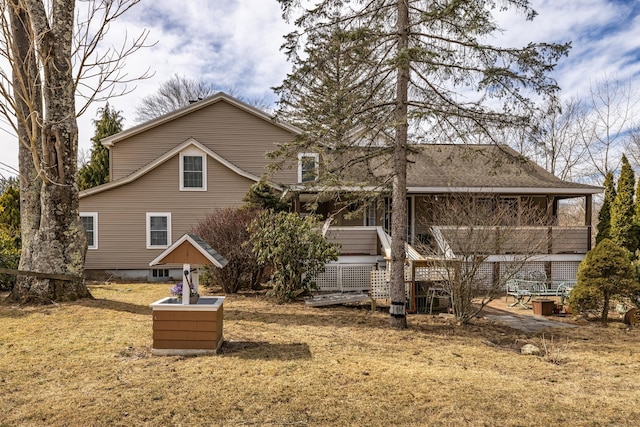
547,196 -> 557,225
293,193 -> 301,213
585,194 -> 593,251
547,196 -> 556,254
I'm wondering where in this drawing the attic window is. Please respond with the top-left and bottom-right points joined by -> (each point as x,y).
298,153 -> 318,183
180,148 -> 207,191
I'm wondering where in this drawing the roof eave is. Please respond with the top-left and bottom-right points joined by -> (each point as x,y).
289,185 -> 602,195
406,186 -> 603,195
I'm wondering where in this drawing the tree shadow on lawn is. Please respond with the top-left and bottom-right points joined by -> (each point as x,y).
0,295 -> 151,318
226,305 -> 530,344
75,298 -> 152,315
219,340 -> 312,361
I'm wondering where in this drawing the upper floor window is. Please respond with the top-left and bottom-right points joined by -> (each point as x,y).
80,212 -> 98,249
147,212 -> 171,249
298,153 -> 319,183
180,148 -> 207,191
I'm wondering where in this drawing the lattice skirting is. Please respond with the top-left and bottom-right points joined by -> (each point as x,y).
315,260 -> 581,296
313,264 -> 375,292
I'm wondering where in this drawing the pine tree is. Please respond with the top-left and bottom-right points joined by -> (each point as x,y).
275,0 -> 569,328
610,155 -> 636,251
243,178 -> 290,212
0,184 -> 20,231
571,238 -> 639,322
596,171 -> 616,244
78,103 -> 124,190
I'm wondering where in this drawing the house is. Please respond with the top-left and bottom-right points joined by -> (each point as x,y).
79,93 -> 301,280
79,93 -> 601,286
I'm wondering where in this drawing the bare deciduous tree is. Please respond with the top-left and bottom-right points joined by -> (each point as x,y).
579,77 -> 640,179
134,74 -> 218,122
0,0 -> 150,304
416,194 -> 548,324
135,74 -> 270,123
529,97 -> 589,181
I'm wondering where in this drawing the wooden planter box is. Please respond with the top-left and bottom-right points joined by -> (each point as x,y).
150,297 -> 225,356
532,299 -> 554,316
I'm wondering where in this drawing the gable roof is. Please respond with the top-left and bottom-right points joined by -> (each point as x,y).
101,92 -> 302,147
149,233 -> 228,267
79,138 -> 277,198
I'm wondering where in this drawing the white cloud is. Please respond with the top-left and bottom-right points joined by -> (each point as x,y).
1,0 -> 639,177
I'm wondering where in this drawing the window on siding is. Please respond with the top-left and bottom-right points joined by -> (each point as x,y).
298,153 -> 318,183
364,202 -> 377,227
152,269 -> 170,278
382,197 -> 413,243
80,212 -> 98,249
147,213 -> 171,248
180,150 -> 207,191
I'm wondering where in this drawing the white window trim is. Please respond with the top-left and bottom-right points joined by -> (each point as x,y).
146,212 -> 172,249
80,212 -> 98,250
297,152 -> 319,183
179,147 -> 207,191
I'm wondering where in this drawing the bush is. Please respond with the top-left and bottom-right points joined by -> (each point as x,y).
0,185 -> 20,290
243,177 -> 290,212
191,207 -> 264,293
0,225 -> 20,290
249,211 -> 340,301
569,239 -> 640,322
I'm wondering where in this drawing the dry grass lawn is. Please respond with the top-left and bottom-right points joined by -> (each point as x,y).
1,283 -> 639,426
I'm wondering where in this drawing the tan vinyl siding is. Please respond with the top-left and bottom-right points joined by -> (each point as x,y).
325,228 -> 378,255
81,154 -> 256,270
551,227 -> 589,254
111,100 -> 297,184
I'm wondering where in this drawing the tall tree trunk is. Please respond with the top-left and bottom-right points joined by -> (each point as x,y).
8,0 -> 92,304
389,0 -> 410,329
9,0 -> 40,254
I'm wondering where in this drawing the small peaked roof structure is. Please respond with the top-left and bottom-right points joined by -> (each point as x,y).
149,234 -> 228,268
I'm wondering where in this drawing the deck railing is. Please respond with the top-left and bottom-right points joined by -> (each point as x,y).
434,226 -> 591,255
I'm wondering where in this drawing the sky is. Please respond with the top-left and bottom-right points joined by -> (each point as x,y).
1,0 -> 639,179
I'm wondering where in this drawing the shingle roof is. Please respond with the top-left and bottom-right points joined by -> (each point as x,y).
301,144 -> 601,195
404,144 -> 600,193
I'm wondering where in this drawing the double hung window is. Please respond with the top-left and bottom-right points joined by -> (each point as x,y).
180,148 -> 206,191
298,153 -> 319,183
147,213 -> 171,248
80,213 -> 98,249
